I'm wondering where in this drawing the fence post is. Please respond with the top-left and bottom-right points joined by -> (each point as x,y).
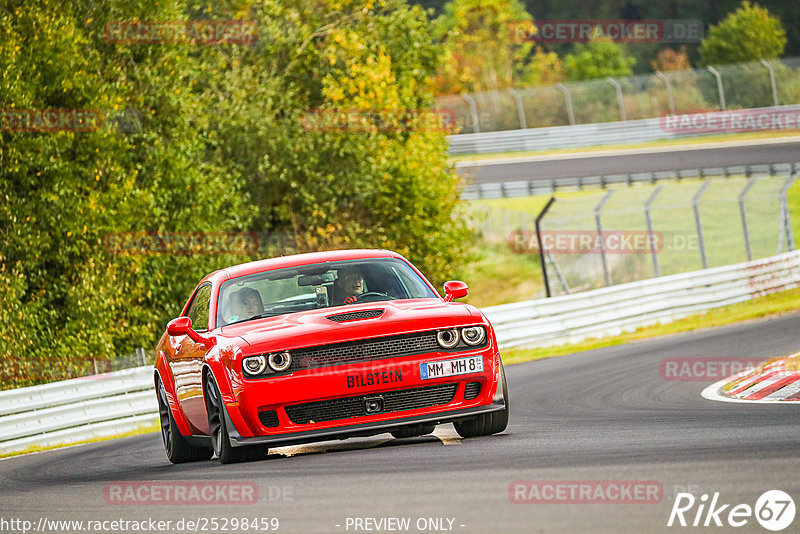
507,88 -> 527,130
557,83 -> 576,126
693,180 -> 711,269
536,197 -> 557,298
778,175 -> 797,253
461,93 -> 480,133
760,59 -> 780,107
706,66 -> 726,111
607,77 -> 627,121
645,185 -> 663,277
656,71 -> 676,115
738,177 -> 758,261
595,190 -> 615,286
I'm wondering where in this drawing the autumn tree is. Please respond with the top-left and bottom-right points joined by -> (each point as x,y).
432,0 -> 545,94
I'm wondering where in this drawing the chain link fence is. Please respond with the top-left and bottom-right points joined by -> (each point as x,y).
473,173 -> 797,297
437,57 -> 800,133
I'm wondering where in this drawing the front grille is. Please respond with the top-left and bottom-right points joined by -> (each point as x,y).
464,382 -> 482,400
289,332 -> 440,372
285,383 -> 458,424
326,309 -> 384,322
258,410 -> 279,427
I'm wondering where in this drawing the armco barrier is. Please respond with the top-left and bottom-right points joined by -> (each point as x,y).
460,162 -> 798,200
2,250 -> 799,454
0,367 -> 157,454
447,104 -> 800,156
483,250 -> 800,348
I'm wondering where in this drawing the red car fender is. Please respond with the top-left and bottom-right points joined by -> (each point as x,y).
202,347 -> 257,438
154,352 -> 194,437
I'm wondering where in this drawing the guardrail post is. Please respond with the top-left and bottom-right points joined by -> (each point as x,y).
738,177 -> 758,261
607,78 -> 626,121
461,93 -> 480,133
778,175 -> 797,253
645,185 -> 663,277
693,180 -> 711,269
507,88 -> 527,130
595,190 -> 615,286
136,347 -> 146,367
760,59 -> 780,107
556,83 -> 576,126
536,197 -> 557,298
655,71 -> 676,115
706,66 -> 726,111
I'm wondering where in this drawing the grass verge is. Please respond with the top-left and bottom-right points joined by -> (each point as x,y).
502,287 -> 800,366
0,419 -> 159,460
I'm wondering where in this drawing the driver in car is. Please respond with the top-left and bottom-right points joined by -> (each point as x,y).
332,266 -> 365,305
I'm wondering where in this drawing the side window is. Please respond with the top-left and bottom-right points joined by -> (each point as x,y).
187,284 -> 213,332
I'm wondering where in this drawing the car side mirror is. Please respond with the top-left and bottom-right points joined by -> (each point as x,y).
166,317 -> 210,345
443,280 -> 469,302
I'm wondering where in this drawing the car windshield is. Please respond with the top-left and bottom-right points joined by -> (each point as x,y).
217,258 -> 437,326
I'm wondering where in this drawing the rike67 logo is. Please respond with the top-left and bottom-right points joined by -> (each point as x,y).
668,490 -> 795,531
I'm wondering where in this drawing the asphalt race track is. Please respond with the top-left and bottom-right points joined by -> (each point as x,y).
2,312 -> 799,533
458,138 -> 800,184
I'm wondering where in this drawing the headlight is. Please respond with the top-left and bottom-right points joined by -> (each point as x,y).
461,326 -> 486,346
242,355 -> 267,376
268,351 -> 292,372
436,329 -> 460,349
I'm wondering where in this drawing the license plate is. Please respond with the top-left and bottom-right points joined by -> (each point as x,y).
420,355 -> 483,380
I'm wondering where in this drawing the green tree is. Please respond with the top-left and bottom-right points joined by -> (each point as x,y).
564,35 -> 636,81
199,0 -> 471,287
700,1 -> 787,65
0,0 -> 251,387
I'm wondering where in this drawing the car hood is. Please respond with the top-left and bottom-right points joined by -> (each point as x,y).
217,299 -> 480,353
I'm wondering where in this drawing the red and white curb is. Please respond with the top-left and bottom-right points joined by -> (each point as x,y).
702,356 -> 800,404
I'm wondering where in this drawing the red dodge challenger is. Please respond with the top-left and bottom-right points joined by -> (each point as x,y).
154,249 -> 509,463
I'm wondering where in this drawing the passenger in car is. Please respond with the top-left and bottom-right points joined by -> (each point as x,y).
227,287 -> 264,322
331,266 -> 366,305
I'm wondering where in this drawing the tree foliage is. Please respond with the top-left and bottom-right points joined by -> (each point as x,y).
431,0 -> 542,94
700,1 -> 787,65
564,36 -> 636,81
0,0 -> 469,388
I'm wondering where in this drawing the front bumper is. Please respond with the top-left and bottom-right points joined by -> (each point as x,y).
223,369 -> 507,447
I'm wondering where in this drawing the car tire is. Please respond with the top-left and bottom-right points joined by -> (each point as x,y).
205,374 -> 268,464
454,362 -> 509,438
391,423 -> 436,439
157,378 -> 212,464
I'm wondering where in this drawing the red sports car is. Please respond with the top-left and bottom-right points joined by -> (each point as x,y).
154,249 -> 509,463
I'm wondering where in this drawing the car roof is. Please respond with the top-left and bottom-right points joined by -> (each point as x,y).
203,249 -> 402,285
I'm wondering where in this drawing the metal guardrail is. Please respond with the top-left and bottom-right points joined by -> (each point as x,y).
448,104 -> 800,156
483,250 -> 800,349
2,250 -> 799,453
460,162 -> 799,200
0,366 -> 157,454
